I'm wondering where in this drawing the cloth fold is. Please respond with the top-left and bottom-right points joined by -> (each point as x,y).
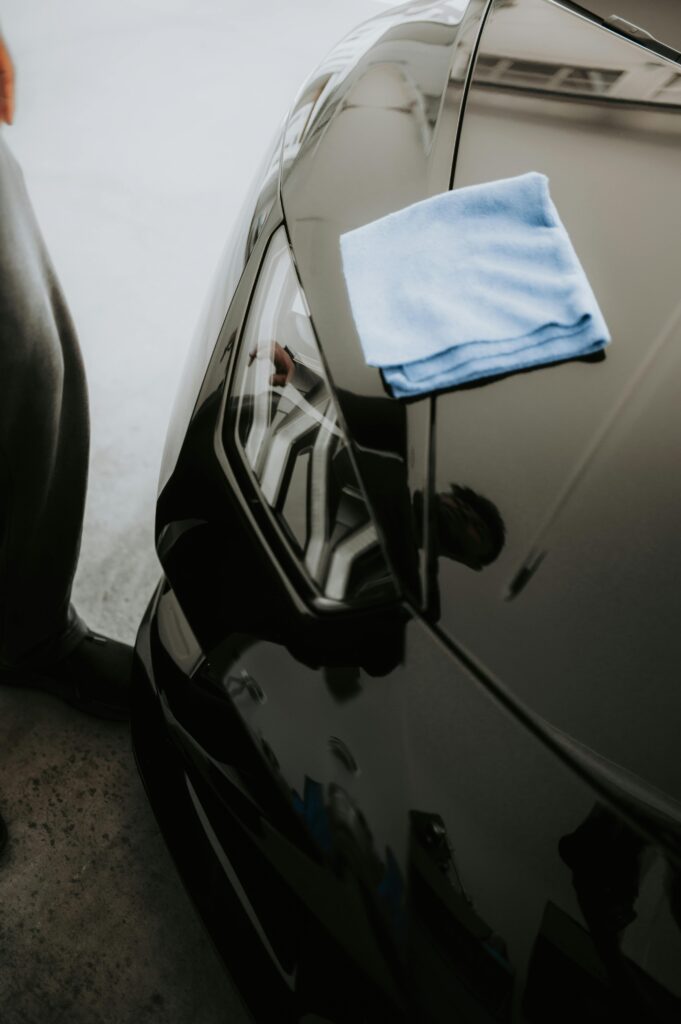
340,172 -> 610,397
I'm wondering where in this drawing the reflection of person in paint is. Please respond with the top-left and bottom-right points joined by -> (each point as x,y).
556,804 -> 681,1018
436,484 -> 505,571
261,342 -> 506,571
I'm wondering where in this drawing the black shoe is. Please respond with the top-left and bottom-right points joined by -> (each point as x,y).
2,631 -> 132,722
0,811 -> 7,856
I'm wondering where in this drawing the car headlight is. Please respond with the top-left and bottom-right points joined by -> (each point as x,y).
224,227 -> 395,608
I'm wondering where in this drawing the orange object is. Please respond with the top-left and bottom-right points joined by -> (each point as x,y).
0,35 -> 15,125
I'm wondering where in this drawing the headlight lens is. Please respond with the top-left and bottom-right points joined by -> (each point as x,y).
225,227 -> 394,607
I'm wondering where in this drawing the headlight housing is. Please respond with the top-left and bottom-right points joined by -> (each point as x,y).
223,227 -> 394,608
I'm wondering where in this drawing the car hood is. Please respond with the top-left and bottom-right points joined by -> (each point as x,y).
429,0 -> 681,807
280,0 -> 681,811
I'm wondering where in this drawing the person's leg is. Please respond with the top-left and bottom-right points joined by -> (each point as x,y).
0,136 -> 130,718
0,137 -> 89,668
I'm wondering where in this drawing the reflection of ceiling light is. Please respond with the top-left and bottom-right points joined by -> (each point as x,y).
475,53 -> 624,95
655,73 -> 681,101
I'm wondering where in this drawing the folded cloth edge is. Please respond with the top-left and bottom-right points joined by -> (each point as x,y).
339,172 -> 611,382
384,323 -> 606,397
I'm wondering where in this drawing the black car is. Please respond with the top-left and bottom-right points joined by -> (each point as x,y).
132,1 -> 681,1020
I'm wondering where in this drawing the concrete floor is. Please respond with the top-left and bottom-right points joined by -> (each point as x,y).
0,1 -> 379,1020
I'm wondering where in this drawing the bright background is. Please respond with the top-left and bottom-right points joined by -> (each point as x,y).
0,6 -> 393,1022
1,0 -> 384,641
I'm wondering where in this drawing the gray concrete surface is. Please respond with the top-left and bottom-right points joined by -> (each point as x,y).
0,1 -> 380,1021
0,690 -> 246,1024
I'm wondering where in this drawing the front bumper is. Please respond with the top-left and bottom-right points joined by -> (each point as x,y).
132,580 -> 404,1024
132,581 -> 297,1023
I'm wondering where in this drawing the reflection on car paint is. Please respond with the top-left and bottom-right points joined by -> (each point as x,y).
434,0 -> 681,806
135,0 -> 681,1019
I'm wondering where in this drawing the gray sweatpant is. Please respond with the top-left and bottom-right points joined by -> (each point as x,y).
0,134 -> 88,668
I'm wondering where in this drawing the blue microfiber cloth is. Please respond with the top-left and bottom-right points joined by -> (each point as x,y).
339,172 -> 610,397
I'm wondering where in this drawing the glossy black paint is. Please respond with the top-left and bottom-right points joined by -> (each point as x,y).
133,1 -> 681,1020
434,0 -> 681,805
